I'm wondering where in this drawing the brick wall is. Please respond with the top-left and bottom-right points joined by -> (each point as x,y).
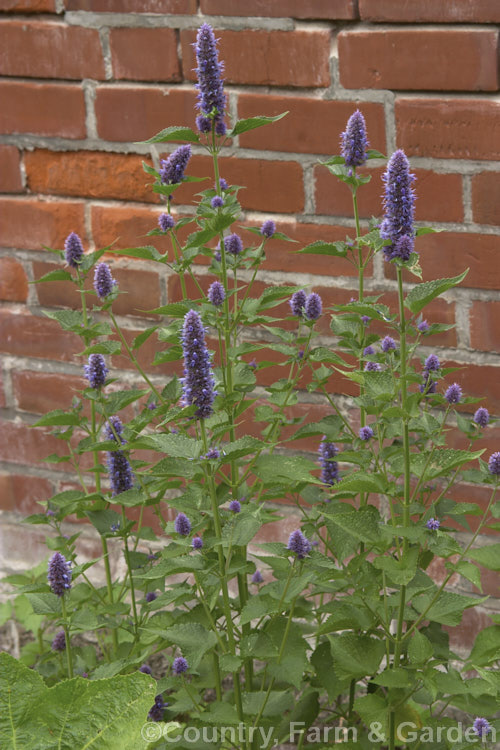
0,0 -> 499,648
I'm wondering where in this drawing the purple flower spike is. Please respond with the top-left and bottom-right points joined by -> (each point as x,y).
364,361 -> 382,372
381,336 -> 397,352
252,570 -> 263,584
290,290 -> 306,317
488,452 -> 500,475
359,426 -> 374,441
361,315 -> 370,325
474,407 -> 489,427
84,353 -> 108,390
174,512 -> 191,536
148,694 -> 167,722
424,354 -> 440,372
172,656 -> 189,675
159,144 -> 192,185
107,451 -> 134,496
225,233 -> 243,256
319,439 -> 339,486
420,375 -> 437,395
195,23 -> 226,134
305,292 -> 322,321
211,196 -> 223,209
64,232 -> 84,268
219,178 -> 228,190
229,499 -> 241,513
208,280 -> 225,307
94,262 -> 116,299
417,320 -> 429,333
196,115 -> 211,133
261,219 -> 276,238
159,213 -> 175,231
381,149 -> 416,262
181,310 -> 216,419
146,592 -> 157,603
426,517 -> 440,531
51,630 -> 66,652
105,415 -> 126,444
340,109 -> 369,168
192,536 -> 203,550
444,383 -> 462,404
472,718 -> 491,738
139,664 -> 152,675
48,552 -> 72,597
204,446 -> 220,459
287,530 -> 312,560
363,345 -> 375,356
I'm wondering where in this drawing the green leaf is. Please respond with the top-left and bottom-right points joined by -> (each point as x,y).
139,125 -> 201,144
408,630 -> 434,665
82,340 -> 122,356
222,513 -> 260,547
230,111 -> 288,136
86,509 -> 122,536
405,270 -> 468,315
334,472 -> 385,495
144,433 -> 202,459
33,269 -> 73,283
32,410 -> 81,427
253,454 -> 321,486
373,547 -> 419,586
323,505 -> 382,544
468,544 -> 500,571
102,388 -> 148,415
296,240 -> 348,257
468,626 -> 500,667
413,591 -> 483,626
329,633 -> 385,680
25,592 -> 62,615
109,245 -> 164,262
164,623 -> 217,669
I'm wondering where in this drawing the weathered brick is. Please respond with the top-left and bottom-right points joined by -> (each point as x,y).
0,146 -> 23,193
0,310 -> 82,362
0,197 -> 86,251
445,361 -> 500,416
200,0 -> 356,18
64,0 -> 196,11
470,301 -> 500,352
0,258 -> 28,302
237,94 -> 386,155
396,98 -> 500,161
0,473 -> 53,516
315,166 -> 463,223
339,29 -> 499,92
471,173 -> 500,226
181,29 -> 331,88
0,81 -> 86,139
0,0 -> 56,11
95,86 -> 197,143
0,419 -> 88,472
13,370 -> 86,415
91,204 -> 168,256
25,150 -> 157,203
109,28 -> 180,82
359,0 -> 500,23
0,21 -> 105,80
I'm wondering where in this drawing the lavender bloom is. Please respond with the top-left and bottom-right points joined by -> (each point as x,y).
194,23 -> 226,134
192,536 -> 203,550
214,250 -> 221,262
417,320 -> 430,333
147,402 -> 157,410
159,144 -> 192,185
225,233 -> 243,256
473,718 -> 492,738
208,280 -> 225,307
319,440 -> 339,486
445,383 -> 462,404
261,219 -> 276,238
488,452 -> 500,475
305,292 -> 322,321
139,664 -> 152,675
105,415 -> 125,444
64,232 -> 84,268
474,407 -> 490,427
287,530 -> 312,560
424,354 -> 440,371
204,446 -> 220,459
196,115 -> 211,133
145,592 -> 157,603
359,426 -> 374,441
172,656 -> 189,675
219,178 -> 228,190
110,522 -> 120,533
174,512 -> 191,536
252,570 -> 263,584
229,499 -> 241,513
147,553 -> 158,561
426,518 -> 440,531
248,358 -> 257,369
158,213 -> 175,231
381,149 -> 416,262
51,630 -> 66,652
211,196 -> 224,209
420,374 -> 437,395
47,552 -> 72,596
181,310 -> 216,419
148,695 -> 167,722
340,109 -> 369,168
361,315 -> 370,325
84,354 -> 108,390
107,450 -> 134,496
290,290 -> 307,317
365,361 -> 382,372
381,336 -> 397,352
363,345 -> 375,356
94,262 -> 116,299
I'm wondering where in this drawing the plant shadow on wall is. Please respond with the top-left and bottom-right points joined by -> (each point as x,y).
1,22 -> 499,750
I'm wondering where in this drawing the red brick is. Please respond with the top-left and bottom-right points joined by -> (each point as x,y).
339,29 -> 499,92
0,372 -> 5,408
315,166 -> 463,224
0,197 -> 86,251
110,28 -> 180,82
0,146 -> 23,193
0,310 -> 82,362
471,173 -> 500,226
237,94 -> 386,155
0,22 -> 105,80
34,260 -> 161,319
446,607 -> 494,654
0,419 -> 75,470
0,258 -> 28,302
95,86 -> 197,143
91,204 -> 167,256
25,150 -> 157,204
0,473 -> 53,516
0,0 -> 56,11
13,370 -> 86,415
200,0 -> 356,18
415,232 -> 500,291
64,0 -> 196,11
446,361 -> 500,417
181,29 -> 331,88
470,301 -> 500,352
111,327 -> 179,377
0,81 -> 86,139
359,0 -> 500,23
396,98 -> 500,161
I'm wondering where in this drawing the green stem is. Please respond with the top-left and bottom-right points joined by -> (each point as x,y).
108,311 -> 163,403
121,517 -> 139,640
61,597 -> 74,679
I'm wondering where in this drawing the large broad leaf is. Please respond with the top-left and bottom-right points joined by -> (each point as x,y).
329,633 -> 385,680
296,240 -> 348,257
413,591 -> 485,626
163,623 -> 217,669
139,125 -> 200,144
0,652 -> 155,750
405,270 -> 468,315
230,111 -> 288,136
253,454 -> 321,486
323,505 -> 383,544
143,433 -> 202,460
468,544 -> 500,571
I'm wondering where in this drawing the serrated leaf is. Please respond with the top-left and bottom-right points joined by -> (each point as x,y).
82,340 -> 122,356
405,270 -> 468,315
25,592 -> 61,615
296,240 -> 348,257
323,505 -> 382,543
222,513 -> 260,547
140,125 -> 201,144
109,245 -> 164,262
408,630 -> 434,665
253,454 -> 321,486
33,269 -> 73,283
32,410 -> 81,427
164,623 -> 217,669
230,111 -> 288,136
329,633 -> 385,680
468,544 -> 500,571
144,433 -> 202,459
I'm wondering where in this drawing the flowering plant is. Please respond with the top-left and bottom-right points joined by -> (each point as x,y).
1,23 -> 499,750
